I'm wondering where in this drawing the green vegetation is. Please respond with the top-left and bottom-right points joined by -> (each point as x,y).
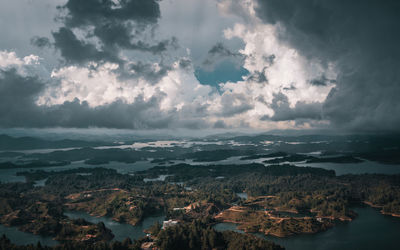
0,160 -> 70,170
240,152 -> 288,160
156,220 -> 283,250
262,154 -> 362,164
182,149 -> 257,162
0,160 -> 399,248
0,234 -> 134,250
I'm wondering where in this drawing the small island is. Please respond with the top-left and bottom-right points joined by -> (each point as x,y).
0,162 -> 399,249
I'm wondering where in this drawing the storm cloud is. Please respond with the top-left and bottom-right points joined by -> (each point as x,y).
261,92 -> 323,122
202,42 -> 245,70
255,0 -> 400,131
52,0 -> 175,70
40,0 -> 186,90
30,36 -> 51,49
52,27 -> 120,64
1,0 -> 400,132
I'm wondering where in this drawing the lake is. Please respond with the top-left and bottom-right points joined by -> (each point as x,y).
214,206 -> 400,250
3,206 -> 399,248
0,224 -> 58,246
0,211 -> 165,246
296,160 -> 400,175
0,160 -> 157,183
2,157 -> 400,184
64,211 -> 165,242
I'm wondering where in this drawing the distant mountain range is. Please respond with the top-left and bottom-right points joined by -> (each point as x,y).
0,134 -> 110,150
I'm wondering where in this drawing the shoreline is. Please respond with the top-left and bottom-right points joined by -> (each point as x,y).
363,201 -> 400,218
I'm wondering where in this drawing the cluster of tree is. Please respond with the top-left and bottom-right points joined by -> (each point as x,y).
0,234 -> 137,250
182,165 -> 399,218
262,154 -> 362,164
0,181 -> 115,242
156,220 -> 283,250
181,149 -> 258,162
137,163 -> 334,184
240,152 -> 287,160
1,162 -> 399,248
0,160 -> 69,170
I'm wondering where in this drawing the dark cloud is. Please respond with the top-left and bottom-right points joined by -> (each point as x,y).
124,61 -> 171,83
61,0 -> 160,28
90,21 -> 174,53
30,36 -> 51,49
203,42 -> 244,67
261,92 -> 323,121
0,68 -> 208,130
245,54 -> 274,83
246,67 -> 267,83
47,97 -> 173,129
263,54 -> 276,65
208,42 -> 241,58
219,93 -> 253,117
52,0 -> 175,65
50,0 -> 179,83
0,69 -> 45,127
128,39 -> 172,54
283,85 -> 296,91
179,101 -> 210,118
309,75 -> 336,86
178,58 -> 192,69
52,27 -> 120,64
255,0 -> 400,131
213,120 -> 227,129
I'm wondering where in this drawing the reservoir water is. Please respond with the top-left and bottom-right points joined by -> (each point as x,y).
214,206 -> 400,250
64,211 -> 165,242
2,157 -> 400,184
2,205 -> 399,248
296,160 -> 400,175
0,211 -> 164,246
0,224 -> 58,246
1,149 -> 400,247
0,160 -> 157,183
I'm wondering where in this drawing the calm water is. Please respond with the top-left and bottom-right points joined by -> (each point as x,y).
4,159 -> 399,183
0,211 -> 164,246
0,160 -> 157,183
64,211 -> 165,242
3,206 -> 399,248
214,206 -> 400,250
1,147 -> 400,247
213,222 -> 244,234
296,160 -> 400,175
0,224 -> 58,246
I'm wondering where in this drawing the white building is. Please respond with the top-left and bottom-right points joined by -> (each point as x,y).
162,219 -> 179,229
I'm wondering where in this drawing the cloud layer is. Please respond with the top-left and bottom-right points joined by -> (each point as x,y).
254,0 -> 400,131
0,0 -> 399,132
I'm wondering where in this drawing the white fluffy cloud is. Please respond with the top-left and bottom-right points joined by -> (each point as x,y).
37,59 -> 214,114
0,51 -> 40,72
212,0 -> 337,129
0,0 -> 339,131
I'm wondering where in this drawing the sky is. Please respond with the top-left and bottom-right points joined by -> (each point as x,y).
0,0 -> 399,134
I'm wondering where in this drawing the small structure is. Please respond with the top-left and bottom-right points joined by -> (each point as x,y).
162,219 -> 179,229
141,241 -> 155,250
184,202 -> 200,211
